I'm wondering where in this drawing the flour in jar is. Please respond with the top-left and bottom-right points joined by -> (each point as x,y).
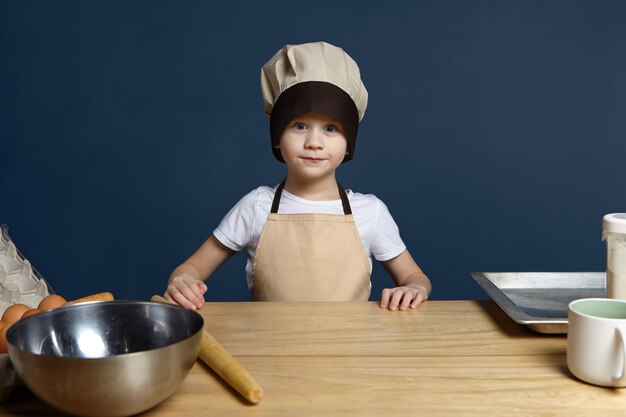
607,236 -> 626,299
603,214 -> 626,299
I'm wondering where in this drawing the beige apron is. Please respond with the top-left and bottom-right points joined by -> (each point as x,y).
252,181 -> 371,301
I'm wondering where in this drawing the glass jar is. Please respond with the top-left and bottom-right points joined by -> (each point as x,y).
603,213 -> 626,299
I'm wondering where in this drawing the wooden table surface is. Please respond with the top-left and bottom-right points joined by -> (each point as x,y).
3,300 -> 626,416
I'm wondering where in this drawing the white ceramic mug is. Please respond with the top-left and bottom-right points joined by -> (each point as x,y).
567,298 -> 626,387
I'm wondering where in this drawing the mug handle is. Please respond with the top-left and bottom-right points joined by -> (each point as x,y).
613,327 -> 626,384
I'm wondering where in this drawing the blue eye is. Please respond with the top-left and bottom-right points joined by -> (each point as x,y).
293,122 -> 306,130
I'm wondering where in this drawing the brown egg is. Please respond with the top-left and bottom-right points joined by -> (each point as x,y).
0,323 -> 12,354
38,294 -> 67,311
21,308 -> 41,319
1,304 -> 30,325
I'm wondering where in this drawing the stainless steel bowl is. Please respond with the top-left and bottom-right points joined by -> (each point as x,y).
6,301 -> 204,417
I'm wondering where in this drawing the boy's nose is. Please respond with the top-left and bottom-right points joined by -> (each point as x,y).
304,131 -> 324,149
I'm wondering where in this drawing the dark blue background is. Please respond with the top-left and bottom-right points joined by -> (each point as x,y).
2,1 -> 625,302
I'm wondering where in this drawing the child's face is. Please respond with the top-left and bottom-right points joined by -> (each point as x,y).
276,112 -> 349,181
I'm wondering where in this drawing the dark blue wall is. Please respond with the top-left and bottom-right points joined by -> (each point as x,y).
2,1 -> 625,302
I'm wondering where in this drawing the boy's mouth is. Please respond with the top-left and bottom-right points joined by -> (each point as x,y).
301,156 -> 325,162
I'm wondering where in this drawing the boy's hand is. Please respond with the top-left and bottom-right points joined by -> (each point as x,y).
379,284 -> 428,311
165,273 -> 208,310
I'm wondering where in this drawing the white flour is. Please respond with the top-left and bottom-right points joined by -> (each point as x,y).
607,236 -> 626,299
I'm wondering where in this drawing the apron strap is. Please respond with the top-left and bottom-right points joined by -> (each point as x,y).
270,179 -> 352,215
336,183 -> 352,215
270,180 -> 287,214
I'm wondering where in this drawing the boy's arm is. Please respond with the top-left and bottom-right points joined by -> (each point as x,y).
379,250 -> 432,311
165,235 -> 235,310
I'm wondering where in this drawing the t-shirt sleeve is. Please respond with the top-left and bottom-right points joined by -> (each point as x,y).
370,199 -> 406,262
212,189 -> 258,252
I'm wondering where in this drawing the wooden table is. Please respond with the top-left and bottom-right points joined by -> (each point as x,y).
3,301 -> 626,416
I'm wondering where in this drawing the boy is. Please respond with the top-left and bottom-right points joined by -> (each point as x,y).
165,42 -> 431,311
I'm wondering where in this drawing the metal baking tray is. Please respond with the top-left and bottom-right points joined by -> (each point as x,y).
472,272 -> 606,334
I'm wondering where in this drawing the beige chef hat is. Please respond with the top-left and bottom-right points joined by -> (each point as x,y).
261,42 -> 368,163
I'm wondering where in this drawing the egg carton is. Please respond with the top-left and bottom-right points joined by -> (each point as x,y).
0,225 -> 55,400
0,225 -> 53,316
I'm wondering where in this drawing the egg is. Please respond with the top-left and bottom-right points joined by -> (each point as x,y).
21,308 -> 41,319
38,294 -> 67,311
1,304 -> 30,325
0,323 -> 12,354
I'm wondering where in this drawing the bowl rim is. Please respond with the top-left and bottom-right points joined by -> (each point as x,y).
6,300 -> 204,360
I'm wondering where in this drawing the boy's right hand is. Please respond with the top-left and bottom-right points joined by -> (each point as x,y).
165,273 -> 208,310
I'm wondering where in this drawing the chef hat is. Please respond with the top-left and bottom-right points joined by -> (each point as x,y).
260,42 -> 368,163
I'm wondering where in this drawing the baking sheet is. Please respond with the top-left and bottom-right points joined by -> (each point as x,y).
471,272 -> 606,334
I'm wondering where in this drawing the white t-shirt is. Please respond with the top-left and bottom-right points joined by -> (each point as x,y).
213,185 -> 406,289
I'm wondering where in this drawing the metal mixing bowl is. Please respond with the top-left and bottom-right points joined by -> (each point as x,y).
6,300 -> 204,417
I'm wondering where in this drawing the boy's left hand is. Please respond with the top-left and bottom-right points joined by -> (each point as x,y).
379,284 -> 428,311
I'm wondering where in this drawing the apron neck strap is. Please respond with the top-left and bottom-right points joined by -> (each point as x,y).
270,179 -> 352,215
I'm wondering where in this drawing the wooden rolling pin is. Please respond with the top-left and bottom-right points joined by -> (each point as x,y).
72,292 -> 115,303
151,295 -> 263,404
